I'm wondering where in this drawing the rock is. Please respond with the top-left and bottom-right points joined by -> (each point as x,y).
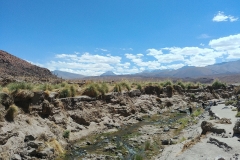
41,100 -> 53,117
48,92 -> 59,101
37,147 -> 54,158
0,92 -> 14,108
163,126 -> 170,132
233,120 -> 240,135
201,121 -> 213,134
208,137 -> 232,152
161,139 -> 172,145
27,141 -> 39,148
24,135 -> 35,142
104,144 -> 117,152
13,90 -> 34,113
0,131 -> 18,145
201,121 -> 226,135
144,86 -> 163,95
11,154 -> 22,160
129,89 -> 141,97
70,114 -> 90,126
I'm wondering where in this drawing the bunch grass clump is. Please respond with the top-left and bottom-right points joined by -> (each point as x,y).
5,104 -> 18,121
83,83 -> 109,97
175,80 -> 186,89
161,80 -> 173,87
7,82 -> 33,92
212,79 -> 226,89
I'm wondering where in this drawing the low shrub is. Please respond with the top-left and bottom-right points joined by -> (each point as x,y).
5,104 -> 18,121
225,100 -> 237,106
63,130 -> 70,138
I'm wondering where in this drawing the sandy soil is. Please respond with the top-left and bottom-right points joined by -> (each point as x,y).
155,103 -> 240,160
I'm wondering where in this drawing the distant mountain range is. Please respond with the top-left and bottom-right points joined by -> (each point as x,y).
53,60 -> 240,79
52,70 -> 85,79
100,71 -> 116,76
139,60 -> 240,78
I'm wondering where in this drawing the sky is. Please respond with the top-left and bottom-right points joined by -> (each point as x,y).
1,0 -> 240,76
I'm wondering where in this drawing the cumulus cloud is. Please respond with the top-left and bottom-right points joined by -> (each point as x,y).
31,33 -> 240,76
209,33 -> 240,59
213,11 -> 238,22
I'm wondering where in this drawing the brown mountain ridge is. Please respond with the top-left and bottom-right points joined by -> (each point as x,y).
0,50 -> 57,81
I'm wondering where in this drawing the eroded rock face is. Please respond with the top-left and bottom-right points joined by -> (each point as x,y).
41,100 -> 53,117
13,90 -> 34,113
0,92 -> 14,108
144,86 -> 163,95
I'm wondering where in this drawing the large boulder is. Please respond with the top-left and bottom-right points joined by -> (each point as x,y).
129,89 -> 141,97
201,121 -> 214,134
201,121 -> 226,135
233,120 -> 240,135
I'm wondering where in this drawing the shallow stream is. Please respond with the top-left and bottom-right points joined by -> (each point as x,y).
62,112 -> 186,160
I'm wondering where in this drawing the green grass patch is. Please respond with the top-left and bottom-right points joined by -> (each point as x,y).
63,130 -> 70,138
7,82 -> 33,92
236,112 -> 240,117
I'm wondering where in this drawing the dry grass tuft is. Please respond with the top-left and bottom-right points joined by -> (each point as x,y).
5,104 -> 18,121
181,135 -> 201,152
48,139 -> 64,154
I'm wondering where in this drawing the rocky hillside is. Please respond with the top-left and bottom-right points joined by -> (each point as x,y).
0,50 -> 57,81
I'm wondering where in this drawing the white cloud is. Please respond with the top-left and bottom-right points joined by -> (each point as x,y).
209,33 -> 240,59
213,11 -> 238,22
125,53 -> 161,69
30,33 -> 240,76
198,34 -> 210,39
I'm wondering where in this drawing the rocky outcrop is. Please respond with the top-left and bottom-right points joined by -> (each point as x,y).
201,121 -> 226,134
233,120 -> 240,135
13,90 -> 34,113
144,86 -> 163,95
207,137 -> 232,151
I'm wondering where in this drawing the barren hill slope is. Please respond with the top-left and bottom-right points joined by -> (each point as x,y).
0,50 -> 57,80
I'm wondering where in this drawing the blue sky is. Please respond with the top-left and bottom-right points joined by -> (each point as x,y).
1,0 -> 240,76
